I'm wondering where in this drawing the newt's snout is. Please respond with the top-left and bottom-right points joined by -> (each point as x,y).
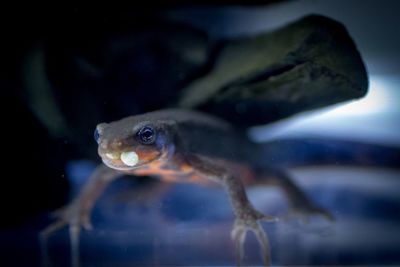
93,118 -> 168,171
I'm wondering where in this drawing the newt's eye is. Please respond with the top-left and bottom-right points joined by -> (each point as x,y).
94,129 -> 100,144
137,126 -> 155,144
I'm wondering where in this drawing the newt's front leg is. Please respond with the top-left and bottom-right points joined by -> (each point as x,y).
40,164 -> 122,267
187,155 -> 277,266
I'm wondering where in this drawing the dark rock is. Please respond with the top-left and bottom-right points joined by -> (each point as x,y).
178,15 -> 368,127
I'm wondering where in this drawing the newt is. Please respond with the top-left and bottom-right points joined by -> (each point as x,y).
42,109 -> 332,266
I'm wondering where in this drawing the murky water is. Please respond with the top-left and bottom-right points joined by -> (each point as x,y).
25,165 -> 398,266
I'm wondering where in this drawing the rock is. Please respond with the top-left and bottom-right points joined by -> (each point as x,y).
178,15 -> 368,127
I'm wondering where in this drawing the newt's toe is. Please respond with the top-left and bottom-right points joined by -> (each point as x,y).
231,207 -> 275,267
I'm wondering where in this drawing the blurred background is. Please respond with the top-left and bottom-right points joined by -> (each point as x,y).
2,1 -> 400,266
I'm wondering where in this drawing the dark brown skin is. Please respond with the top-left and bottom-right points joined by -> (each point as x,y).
42,109 -> 332,267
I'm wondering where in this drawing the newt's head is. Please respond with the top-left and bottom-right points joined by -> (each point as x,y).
94,113 -> 176,171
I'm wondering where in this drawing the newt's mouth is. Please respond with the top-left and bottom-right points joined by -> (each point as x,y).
100,150 -> 139,170
100,149 -> 161,171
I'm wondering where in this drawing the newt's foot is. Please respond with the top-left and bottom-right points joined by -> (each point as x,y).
231,208 -> 277,267
41,201 -> 93,240
40,201 -> 92,267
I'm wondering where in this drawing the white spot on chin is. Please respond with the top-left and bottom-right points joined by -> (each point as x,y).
120,151 -> 139,166
105,152 -> 120,160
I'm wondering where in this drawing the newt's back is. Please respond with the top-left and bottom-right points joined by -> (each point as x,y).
166,109 -> 257,165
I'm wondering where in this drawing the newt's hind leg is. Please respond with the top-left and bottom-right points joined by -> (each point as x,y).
40,164 -> 122,267
253,169 -> 334,222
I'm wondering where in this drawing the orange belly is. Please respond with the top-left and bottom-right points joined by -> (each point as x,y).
130,158 -> 256,186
